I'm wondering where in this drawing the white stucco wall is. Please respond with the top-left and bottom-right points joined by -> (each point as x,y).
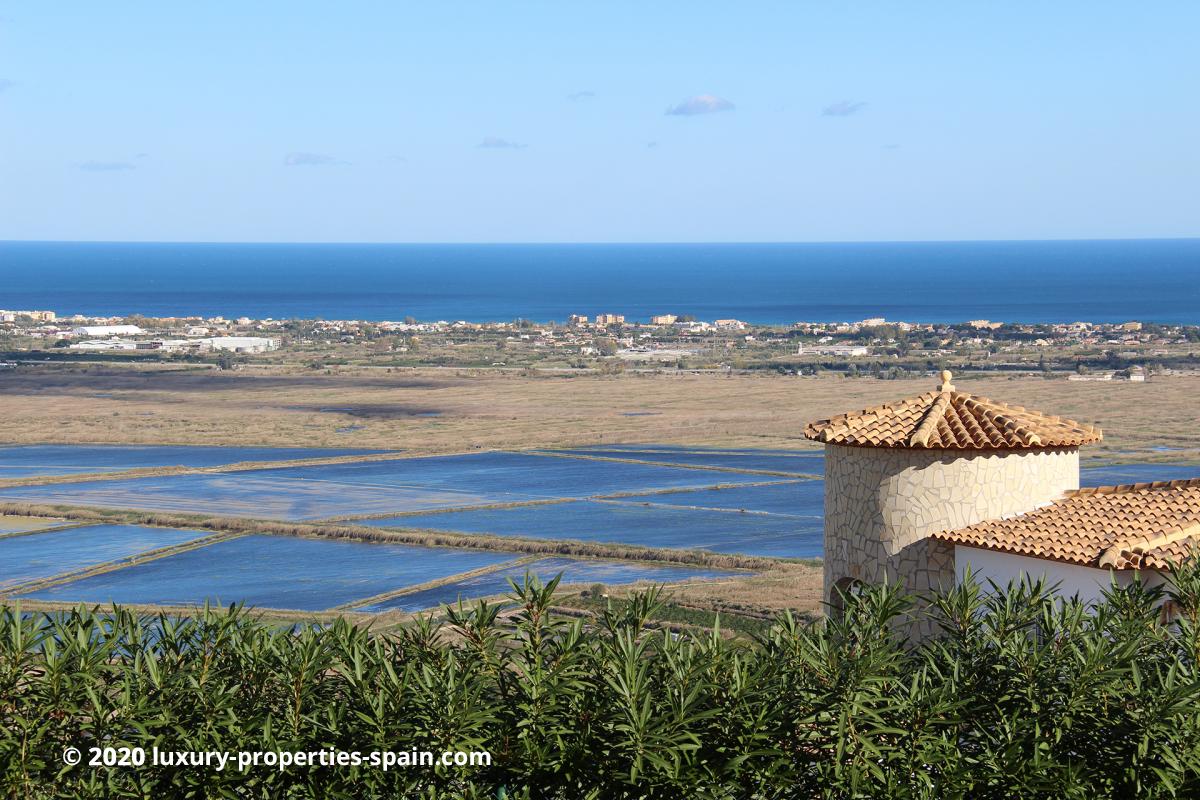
954,545 -> 1165,606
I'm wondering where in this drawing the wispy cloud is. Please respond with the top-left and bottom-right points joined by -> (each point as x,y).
567,90 -> 595,102
0,79 -> 14,93
478,137 -> 527,149
822,101 -> 868,117
665,95 -> 735,116
77,160 -> 136,172
284,151 -> 345,166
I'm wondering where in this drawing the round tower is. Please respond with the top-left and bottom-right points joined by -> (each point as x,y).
804,371 -> 1102,614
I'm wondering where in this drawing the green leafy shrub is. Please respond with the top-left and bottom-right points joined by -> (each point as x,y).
3,564 -> 1200,799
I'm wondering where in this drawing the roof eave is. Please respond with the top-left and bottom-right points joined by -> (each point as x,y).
934,537 -> 1111,570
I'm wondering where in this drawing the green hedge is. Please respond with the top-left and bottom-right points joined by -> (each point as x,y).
3,564 -> 1200,799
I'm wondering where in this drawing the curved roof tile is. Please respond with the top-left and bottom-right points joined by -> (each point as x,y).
934,477 -> 1200,570
803,371 -> 1102,450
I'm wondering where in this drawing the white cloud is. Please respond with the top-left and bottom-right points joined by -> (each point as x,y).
478,137 -> 527,149
822,101 -> 868,117
665,94 -> 735,116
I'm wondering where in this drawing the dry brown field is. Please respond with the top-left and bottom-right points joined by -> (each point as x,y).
3,363 -> 1198,460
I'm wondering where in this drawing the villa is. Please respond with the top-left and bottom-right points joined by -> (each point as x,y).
805,371 -> 1199,621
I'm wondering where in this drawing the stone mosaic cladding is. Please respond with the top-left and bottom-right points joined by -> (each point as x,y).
804,373 -> 1101,450
808,373 -> 1200,642
934,477 -> 1200,570
822,443 -> 1080,629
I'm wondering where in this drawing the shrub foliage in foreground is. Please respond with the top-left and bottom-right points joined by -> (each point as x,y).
4,564 -> 1200,799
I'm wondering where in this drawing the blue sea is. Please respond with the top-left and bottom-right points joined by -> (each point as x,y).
1,239 -> 1198,324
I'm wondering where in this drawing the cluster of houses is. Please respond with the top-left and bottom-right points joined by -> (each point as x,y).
68,335 -> 278,354
0,312 -> 279,354
793,317 -> 1179,347
4,308 -> 1195,373
0,309 -> 57,322
567,313 -> 750,332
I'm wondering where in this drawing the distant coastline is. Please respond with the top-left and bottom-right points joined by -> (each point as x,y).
3,239 -> 1199,325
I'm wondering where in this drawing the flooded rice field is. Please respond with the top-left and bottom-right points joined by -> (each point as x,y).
0,524 -> 211,590
620,481 -> 824,516
250,451 -> 771,499
2,444 -> 1193,614
18,535 -> 518,610
353,496 -> 822,559
544,447 -> 825,475
0,444 -> 393,479
0,473 -> 513,520
356,557 -> 740,613
0,451 -> 773,520
1079,463 -> 1200,487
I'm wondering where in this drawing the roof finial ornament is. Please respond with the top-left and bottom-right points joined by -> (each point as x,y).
939,370 -> 955,392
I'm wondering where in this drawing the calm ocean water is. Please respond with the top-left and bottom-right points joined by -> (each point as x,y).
2,240 -> 1198,324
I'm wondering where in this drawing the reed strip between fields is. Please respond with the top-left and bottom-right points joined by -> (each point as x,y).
330,555 -> 544,612
316,497 -> 576,523
592,478 -> 809,499
0,520 -> 93,539
0,502 -> 787,571
0,449 -> 485,489
590,497 -> 812,518
0,448 -> 823,492
523,449 -> 821,478
318,478 -> 813,523
7,597 -> 376,625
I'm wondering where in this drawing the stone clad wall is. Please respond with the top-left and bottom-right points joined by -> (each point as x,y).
823,444 -> 1079,607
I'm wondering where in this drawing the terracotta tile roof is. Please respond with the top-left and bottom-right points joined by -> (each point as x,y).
803,371 -> 1102,450
933,477 -> 1200,570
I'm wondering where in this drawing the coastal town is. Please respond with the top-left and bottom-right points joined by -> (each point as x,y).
3,306 -> 1198,379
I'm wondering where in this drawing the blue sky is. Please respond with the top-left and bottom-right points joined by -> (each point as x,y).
0,2 -> 1197,243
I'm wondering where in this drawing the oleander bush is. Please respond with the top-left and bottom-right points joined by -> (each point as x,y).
4,561 -> 1200,799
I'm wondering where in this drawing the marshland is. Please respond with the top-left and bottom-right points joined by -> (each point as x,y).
1,364 -> 1199,626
